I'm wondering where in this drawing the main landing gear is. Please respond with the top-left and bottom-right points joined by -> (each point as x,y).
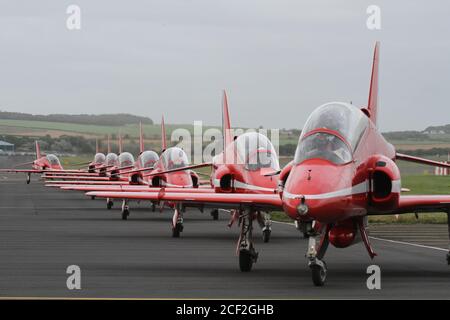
172,204 -> 184,237
257,211 -> 272,243
121,199 -> 130,220
305,222 -> 330,287
237,210 -> 258,272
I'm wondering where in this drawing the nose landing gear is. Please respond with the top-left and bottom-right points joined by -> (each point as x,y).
106,198 -> 114,210
171,204 -> 184,237
305,222 -> 331,287
237,210 -> 258,272
121,199 -> 130,220
257,211 -> 272,243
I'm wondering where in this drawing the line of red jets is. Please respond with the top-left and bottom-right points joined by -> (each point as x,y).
2,42 -> 450,286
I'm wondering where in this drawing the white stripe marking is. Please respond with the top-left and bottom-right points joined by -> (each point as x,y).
369,236 -> 447,252
272,221 -> 447,252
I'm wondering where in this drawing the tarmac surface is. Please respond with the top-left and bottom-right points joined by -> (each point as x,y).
0,174 -> 449,299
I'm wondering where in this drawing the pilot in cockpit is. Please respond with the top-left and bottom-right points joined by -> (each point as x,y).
315,133 -> 349,163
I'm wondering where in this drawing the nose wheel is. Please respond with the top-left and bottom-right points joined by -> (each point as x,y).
305,222 -> 330,287
310,260 -> 327,287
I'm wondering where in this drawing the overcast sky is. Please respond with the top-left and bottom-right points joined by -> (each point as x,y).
0,1 -> 449,131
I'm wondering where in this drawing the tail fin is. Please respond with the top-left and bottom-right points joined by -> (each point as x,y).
95,138 -> 99,154
118,131 -> 123,154
367,41 -> 380,125
35,141 -> 41,159
107,135 -> 111,154
161,115 -> 167,152
222,90 -> 232,149
139,122 -> 145,154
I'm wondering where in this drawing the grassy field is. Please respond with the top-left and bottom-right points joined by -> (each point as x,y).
0,119 -> 217,138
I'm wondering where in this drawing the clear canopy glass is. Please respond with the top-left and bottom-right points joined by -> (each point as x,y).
46,154 -> 61,166
105,153 -> 118,166
162,147 -> 189,170
301,102 -> 368,151
139,151 -> 159,168
235,132 -> 280,171
93,153 -> 106,164
118,152 -> 135,167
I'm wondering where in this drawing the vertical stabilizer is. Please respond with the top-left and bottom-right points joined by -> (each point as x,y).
107,135 -> 111,154
95,138 -> 99,154
222,90 -> 232,148
161,115 -> 167,152
367,41 -> 380,125
35,141 -> 41,160
118,131 -> 123,154
139,122 -> 145,154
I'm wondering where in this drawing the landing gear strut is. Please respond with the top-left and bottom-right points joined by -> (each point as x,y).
257,211 -> 272,243
121,199 -> 130,220
305,222 -> 330,286
237,210 -> 258,272
171,204 -> 184,237
26,173 -> 31,184
106,198 -> 113,210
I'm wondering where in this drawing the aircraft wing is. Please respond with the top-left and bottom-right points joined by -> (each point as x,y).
42,175 -> 122,181
0,169 -> 44,173
86,191 -> 283,211
396,153 -> 450,168
45,181 -> 131,187
370,195 -> 450,215
60,185 -> 215,192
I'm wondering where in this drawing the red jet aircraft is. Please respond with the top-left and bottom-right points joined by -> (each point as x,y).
87,42 -> 450,286
0,141 -> 101,183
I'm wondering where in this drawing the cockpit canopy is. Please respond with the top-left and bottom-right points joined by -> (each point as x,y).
301,102 -> 368,150
294,102 -> 369,165
46,154 -> 61,166
161,147 -> 189,170
235,132 -> 280,171
105,153 -> 119,167
118,152 -> 135,167
139,151 -> 159,168
93,153 -> 106,164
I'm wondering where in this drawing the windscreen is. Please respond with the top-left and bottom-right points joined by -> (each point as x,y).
294,132 -> 352,165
